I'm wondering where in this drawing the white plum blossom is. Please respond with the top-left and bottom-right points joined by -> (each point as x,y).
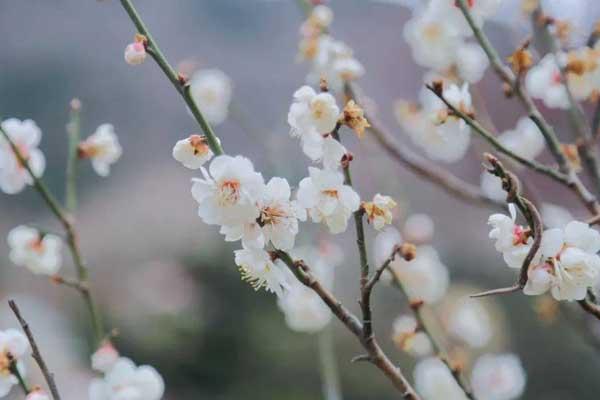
287,86 -> 340,160
124,42 -> 146,65
8,225 -> 62,276
447,298 -> 493,348
488,204 -> 533,269
395,96 -> 471,164
0,118 -> 45,194
296,167 -> 360,234
498,117 -> 545,162
172,135 -> 214,169
471,353 -> 526,400
414,357 -> 468,400
524,222 -> 600,301
277,245 -> 338,332
0,329 -> 29,397
363,194 -> 397,230
525,54 -> 570,109
92,342 -> 120,373
89,357 -> 164,400
404,213 -> 435,244
26,389 -> 51,400
390,245 -> 449,304
373,226 -> 403,267
392,315 -> 433,357
79,124 -> 122,177
300,132 -> 347,170
189,69 -> 233,126
191,155 -> 264,228
403,11 -> 462,71
304,35 -> 364,90
221,177 -> 306,250
234,247 -> 289,297
480,172 -> 506,203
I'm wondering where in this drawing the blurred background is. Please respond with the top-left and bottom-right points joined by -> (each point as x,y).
2,0 -> 600,399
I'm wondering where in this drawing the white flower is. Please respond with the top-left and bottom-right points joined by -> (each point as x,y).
428,0 -> 502,36
0,329 -> 29,397
488,204 -> 533,269
498,117 -> 545,162
0,118 -> 45,194
26,389 -> 51,400
296,167 -> 360,234
447,298 -> 493,348
191,155 -> 264,227
455,42 -> 490,83
220,177 -> 306,250
8,225 -> 62,276
300,132 -> 347,170
89,357 -> 164,400
124,42 -> 146,65
414,357 -> 468,400
524,222 -> 600,301
525,54 -> 570,109
395,97 -> 471,163
288,86 -> 340,137
471,353 -> 526,400
172,135 -> 214,169
363,194 -> 397,230
332,57 -> 365,82
305,36 -> 364,89
480,172 -> 506,203
391,245 -> 449,304
312,5 -> 334,28
404,213 -> 435,244
392,315 -> 432,357
92,342 -> 120,373
189,69 -> 233,126
373,226 -> 403,267
403,13 -> 462,71
79,124 -> 122,177
277,246 -> 336,332
234,247 -> 289,297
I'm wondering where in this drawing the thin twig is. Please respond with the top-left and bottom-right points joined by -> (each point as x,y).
9,300 -> 62,400
0,123 -> 104,346
274,251 -> 421,399
578,297 -> 600,321
345,83 -> 503,210
118,0 -> 223,155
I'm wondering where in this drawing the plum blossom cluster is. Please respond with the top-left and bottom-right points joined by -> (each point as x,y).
297,5 -> 364,91
401,0 -> 498,84
89,342 -> 164,400
489,205 -> 600,301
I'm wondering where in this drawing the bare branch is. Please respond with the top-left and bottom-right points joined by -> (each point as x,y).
9,300 -> 62,400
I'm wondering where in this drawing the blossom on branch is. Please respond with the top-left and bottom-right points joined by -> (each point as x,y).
0,118 -> 45,194
471,353 -> 526,400
79,124 -> 122,177
172,134 -> 214,169
0,329 -> 29,397
8,225 -> 62,276
188,69 -> 233,126
234,247 -> 289,297
89,357 -> 164,400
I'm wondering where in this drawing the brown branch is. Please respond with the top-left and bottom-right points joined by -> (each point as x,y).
344,83 -> 504,210
8,300 -> 61,400
578,298 -> 600,321
274,251 -> 421,399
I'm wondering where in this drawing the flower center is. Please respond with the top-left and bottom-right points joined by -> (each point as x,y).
218,179 -> 241,206
552,70 -> 562,85
260,205 -> 288,226
0,351 -> 12,376
322,189 -> 339,198
423,24 -> 442,41
311,99 -> 328,120
188,135 -> 209,156
28,237 -> 45,254
512,225 -> 529,246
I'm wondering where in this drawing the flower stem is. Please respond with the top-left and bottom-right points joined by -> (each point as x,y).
118,0 -> 224,156
0,122 -> 104,347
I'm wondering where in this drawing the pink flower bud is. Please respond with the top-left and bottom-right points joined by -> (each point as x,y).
124,42 -> 146,65
91,341 -> 119,373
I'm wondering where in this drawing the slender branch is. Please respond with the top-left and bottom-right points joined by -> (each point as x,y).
65,99 -> 81,214
9,359 -> 30,394
118,0 -> 223,155
274,250 -> 421,399
455,0 -> 600,217
0,123 -> 104,346
9,300 -> 62,400
425,84 -> 566,183
345,84 -> 504,210
578,294 -> 600,321
388,271 -> 474,399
